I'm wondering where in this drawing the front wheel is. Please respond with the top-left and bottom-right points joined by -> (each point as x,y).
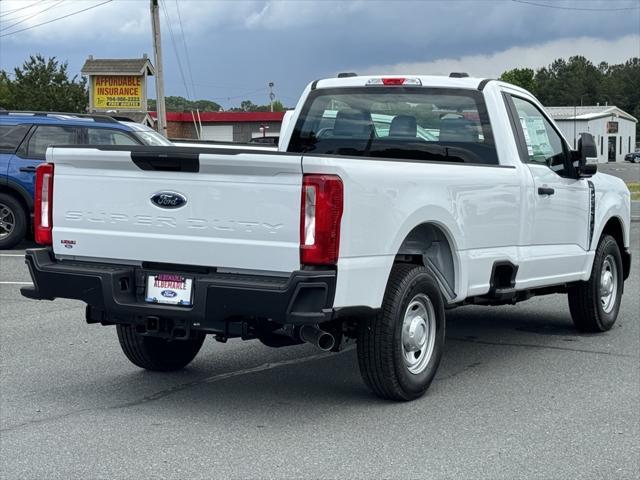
568,234 -> 623,332
116,324 -> 205,371
357,264 -> 446,401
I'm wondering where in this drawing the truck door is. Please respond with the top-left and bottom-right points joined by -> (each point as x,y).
0,123 -> 32,181
8,125 -> 79,199
505,94 -> 590,281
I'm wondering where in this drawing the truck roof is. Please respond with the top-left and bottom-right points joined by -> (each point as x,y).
311,75 -> 490,91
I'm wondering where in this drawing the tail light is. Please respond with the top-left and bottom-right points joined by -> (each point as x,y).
300,174 -> 343,266
34,163 -> 54,245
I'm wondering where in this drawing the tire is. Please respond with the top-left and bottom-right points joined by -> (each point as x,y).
0,193 -> 27,250
116,324 -> 206,371
568,234 -> 623,332
357,264 -> 446,401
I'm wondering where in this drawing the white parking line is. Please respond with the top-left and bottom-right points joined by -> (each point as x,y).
130,345 -> 357,405
0,254 -> 25,257
0,282 -> 32,285
203,346 -> 354,386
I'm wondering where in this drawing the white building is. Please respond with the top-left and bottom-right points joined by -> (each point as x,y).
547,106 -> 637,163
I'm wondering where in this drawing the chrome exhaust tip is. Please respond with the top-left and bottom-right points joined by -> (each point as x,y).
299,325 -> 335,351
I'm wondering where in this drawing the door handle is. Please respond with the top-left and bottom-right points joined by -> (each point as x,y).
19,166 -> 37,173
538,187 -> 555,196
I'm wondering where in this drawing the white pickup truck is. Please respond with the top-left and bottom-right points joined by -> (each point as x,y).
21,74 -> 631,401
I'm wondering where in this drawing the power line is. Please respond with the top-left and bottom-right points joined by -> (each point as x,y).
174,0 -> 197,100
0,0 -> 113,37
0,0 -> 61,22
212,87 -> 269,102
511,0 -> 640,11
1,0 -> 58,23
0,0 -> 64,33
192,81 -> 270,90
0,0 -> 46,18
159,0 -> 192,100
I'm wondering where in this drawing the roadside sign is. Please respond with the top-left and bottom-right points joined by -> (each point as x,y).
91,75 -> 143,110
82,56 -> 155,117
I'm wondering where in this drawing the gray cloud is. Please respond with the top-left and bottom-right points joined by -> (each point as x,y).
363,35 -> 640,78
1,0 -> 638,108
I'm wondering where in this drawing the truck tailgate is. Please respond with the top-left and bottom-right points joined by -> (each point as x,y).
49,147 -> 303,273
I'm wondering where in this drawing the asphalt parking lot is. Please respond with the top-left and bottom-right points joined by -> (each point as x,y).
598,163 -> 640,220
0,224 -> 638,480
599,162 -> 640,185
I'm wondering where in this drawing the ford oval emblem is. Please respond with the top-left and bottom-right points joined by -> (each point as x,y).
161,290 -> 178,298
151,191 -> 187,209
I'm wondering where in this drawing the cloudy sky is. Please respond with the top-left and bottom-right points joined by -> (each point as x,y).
0,0 -> 638,109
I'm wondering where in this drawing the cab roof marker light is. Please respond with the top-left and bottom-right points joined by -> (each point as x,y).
402,78 -> 422,86
365,77 -> 422,86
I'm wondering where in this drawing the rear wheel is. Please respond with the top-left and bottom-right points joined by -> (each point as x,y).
116,324 -> 205,371
568,234 -> 623,332
357,264 -> 446,401
0,193 -> 27,250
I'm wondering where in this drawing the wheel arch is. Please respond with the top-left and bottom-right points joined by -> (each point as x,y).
394,221 -> 459,303
599,216 -> 630,280
0,180 -> 33,213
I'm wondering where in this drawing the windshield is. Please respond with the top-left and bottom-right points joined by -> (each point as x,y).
133,130 -> 174,146
288,87 -> 498,165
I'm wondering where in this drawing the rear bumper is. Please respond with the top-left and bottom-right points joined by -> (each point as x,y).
21,248 -> 336,334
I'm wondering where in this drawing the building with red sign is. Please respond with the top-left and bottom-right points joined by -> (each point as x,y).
150,111 -> 285,143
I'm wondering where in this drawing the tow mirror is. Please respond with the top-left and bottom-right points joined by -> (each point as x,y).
576,133 -> 598,178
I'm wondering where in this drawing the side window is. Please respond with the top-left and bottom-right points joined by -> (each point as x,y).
85,128 -> 140,146
27,125 -> 78,159
511,97 -> 567,172
0,124 -> 31,153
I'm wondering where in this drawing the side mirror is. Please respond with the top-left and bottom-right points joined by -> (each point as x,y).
576,133 -> 598,177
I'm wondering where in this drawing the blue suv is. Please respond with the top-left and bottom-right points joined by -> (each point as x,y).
0,111 -> 172,249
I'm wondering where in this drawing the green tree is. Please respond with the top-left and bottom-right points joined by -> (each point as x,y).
2,55 -> 87,112
500,55 -> 639,136
537,56 -> 601,106
499,68 -> 536,93
148,96 -> 221,112
600,58 -> 640,127
0,71 -> 12,108
240,99 -> 258,112
229,99 -> 286,112
192,99 -> 222,112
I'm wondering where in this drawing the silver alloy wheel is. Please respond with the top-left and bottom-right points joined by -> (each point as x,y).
0,202 -> 15,240
600,254 -> 618,314
401,293 -> 436,375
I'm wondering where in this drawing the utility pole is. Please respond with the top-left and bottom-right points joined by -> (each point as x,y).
150,0 -> 167,137
268,81 -> 275,113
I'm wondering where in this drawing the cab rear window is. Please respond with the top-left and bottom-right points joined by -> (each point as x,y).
0,124 -> 30,153
288,87 -> 498,165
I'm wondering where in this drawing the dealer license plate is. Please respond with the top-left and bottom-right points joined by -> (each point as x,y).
145,273 -> 193,306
